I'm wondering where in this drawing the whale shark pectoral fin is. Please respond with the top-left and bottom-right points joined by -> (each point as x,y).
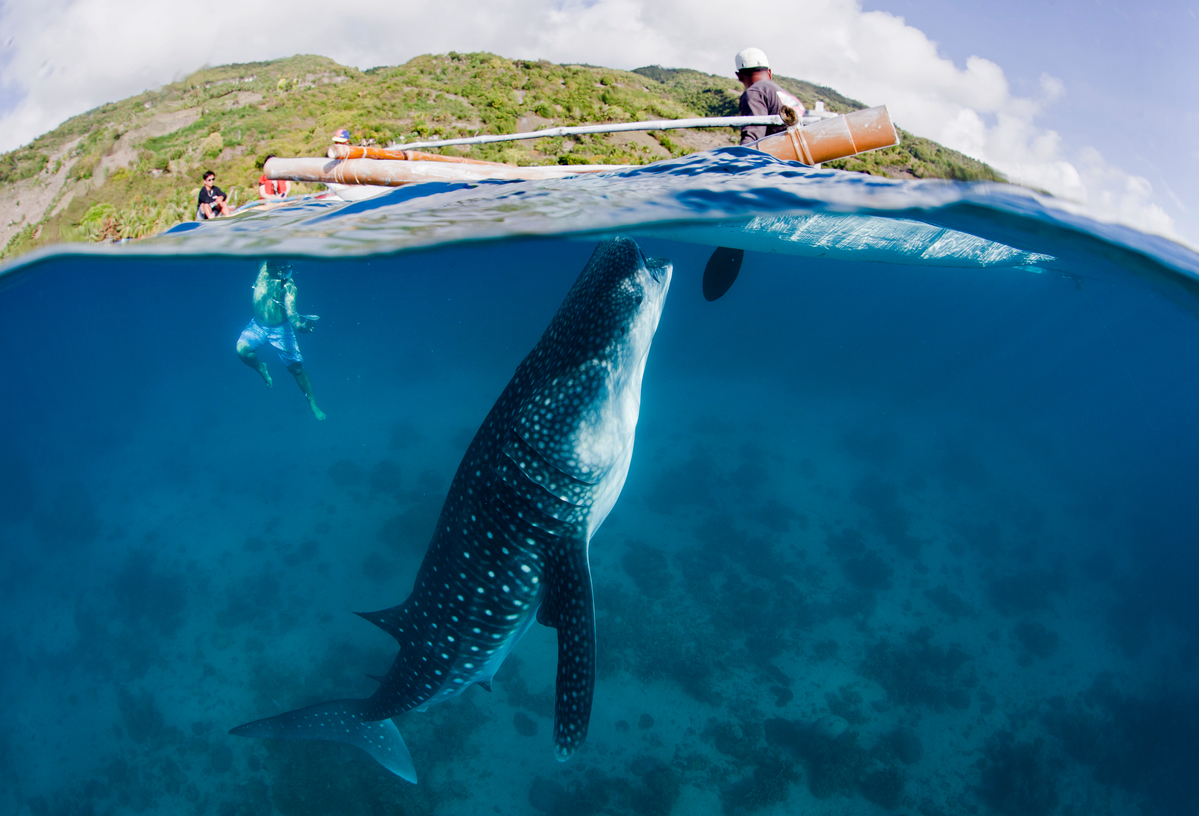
537,539 -> 597,762
230,699 -> 417,784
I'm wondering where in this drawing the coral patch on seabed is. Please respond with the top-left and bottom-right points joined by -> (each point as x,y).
5,377 -> 1193,816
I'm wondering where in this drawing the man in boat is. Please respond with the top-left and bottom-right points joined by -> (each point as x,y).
735,47 -> 803,145
257,155 -> 290,204
236,260 -> 326,420
197,170 -> 234,219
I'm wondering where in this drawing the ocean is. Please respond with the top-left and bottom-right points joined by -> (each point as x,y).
2,147 -> 1198,816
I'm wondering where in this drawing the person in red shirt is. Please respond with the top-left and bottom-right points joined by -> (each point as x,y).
258,155 -> 290,204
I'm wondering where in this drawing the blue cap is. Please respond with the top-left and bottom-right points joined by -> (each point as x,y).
332,128 -> 351,143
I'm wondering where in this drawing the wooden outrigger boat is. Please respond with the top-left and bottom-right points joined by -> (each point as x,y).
264,106 -> 900,193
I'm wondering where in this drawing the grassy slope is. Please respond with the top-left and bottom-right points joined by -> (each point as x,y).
1,53 -> 1003,260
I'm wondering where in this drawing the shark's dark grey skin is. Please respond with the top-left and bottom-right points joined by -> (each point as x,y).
231,237 -> 671,782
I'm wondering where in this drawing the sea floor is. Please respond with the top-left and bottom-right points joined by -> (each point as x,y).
1,364 -> 1193,816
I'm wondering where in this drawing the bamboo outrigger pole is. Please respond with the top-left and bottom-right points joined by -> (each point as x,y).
264,157 -> 625,186
384,112 -> 799,151
264,106 -> 900,188
328,106 -> 898,167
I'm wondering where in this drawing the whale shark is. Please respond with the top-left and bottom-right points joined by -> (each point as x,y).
230,236 -> 672,782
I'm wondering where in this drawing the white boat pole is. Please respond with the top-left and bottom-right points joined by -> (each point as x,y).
390,114 -> 794,151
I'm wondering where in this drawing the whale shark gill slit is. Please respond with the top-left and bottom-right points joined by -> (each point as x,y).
230,236 -> 672,781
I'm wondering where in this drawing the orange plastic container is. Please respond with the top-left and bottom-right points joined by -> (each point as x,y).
756,105 -> 900,165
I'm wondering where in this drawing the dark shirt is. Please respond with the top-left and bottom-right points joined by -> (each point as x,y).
198,185 -> 226,212
738,79 -> 789,145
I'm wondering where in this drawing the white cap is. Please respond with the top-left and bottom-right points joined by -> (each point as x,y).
735,47 -> 770,73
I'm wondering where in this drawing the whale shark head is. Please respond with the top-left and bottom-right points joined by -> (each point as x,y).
549,235 -> 671,378
512,236 -> 671,535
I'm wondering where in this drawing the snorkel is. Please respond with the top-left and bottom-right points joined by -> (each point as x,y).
264,259 -> 292,281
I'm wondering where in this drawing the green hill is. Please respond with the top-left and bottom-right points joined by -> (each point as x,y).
0,52 -> 1003,260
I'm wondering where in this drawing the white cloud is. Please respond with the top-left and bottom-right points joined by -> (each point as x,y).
1039,73 -> 1066,103
0,0 -> 1182,242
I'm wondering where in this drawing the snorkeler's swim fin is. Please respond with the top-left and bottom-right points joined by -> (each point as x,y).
703,246 -> 744,301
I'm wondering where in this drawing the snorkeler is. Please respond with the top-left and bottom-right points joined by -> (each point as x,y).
236,260 -> 326,420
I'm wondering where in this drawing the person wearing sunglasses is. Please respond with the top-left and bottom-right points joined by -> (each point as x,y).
197,170 -> 234,219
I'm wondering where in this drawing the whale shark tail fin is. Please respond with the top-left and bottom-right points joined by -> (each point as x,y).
230,699 -> 417,783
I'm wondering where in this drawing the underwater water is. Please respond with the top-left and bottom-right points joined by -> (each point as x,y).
2,148 -> 1199,816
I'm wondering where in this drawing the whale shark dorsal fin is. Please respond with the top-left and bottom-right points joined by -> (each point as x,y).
476,680 -> 493,692
230,699 -> 417,783
355,605 -> 407,643
537,538 -> 596,762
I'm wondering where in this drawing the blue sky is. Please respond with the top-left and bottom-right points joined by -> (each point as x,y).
862,0 -> 1199,243
0,0 -> 1195,247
